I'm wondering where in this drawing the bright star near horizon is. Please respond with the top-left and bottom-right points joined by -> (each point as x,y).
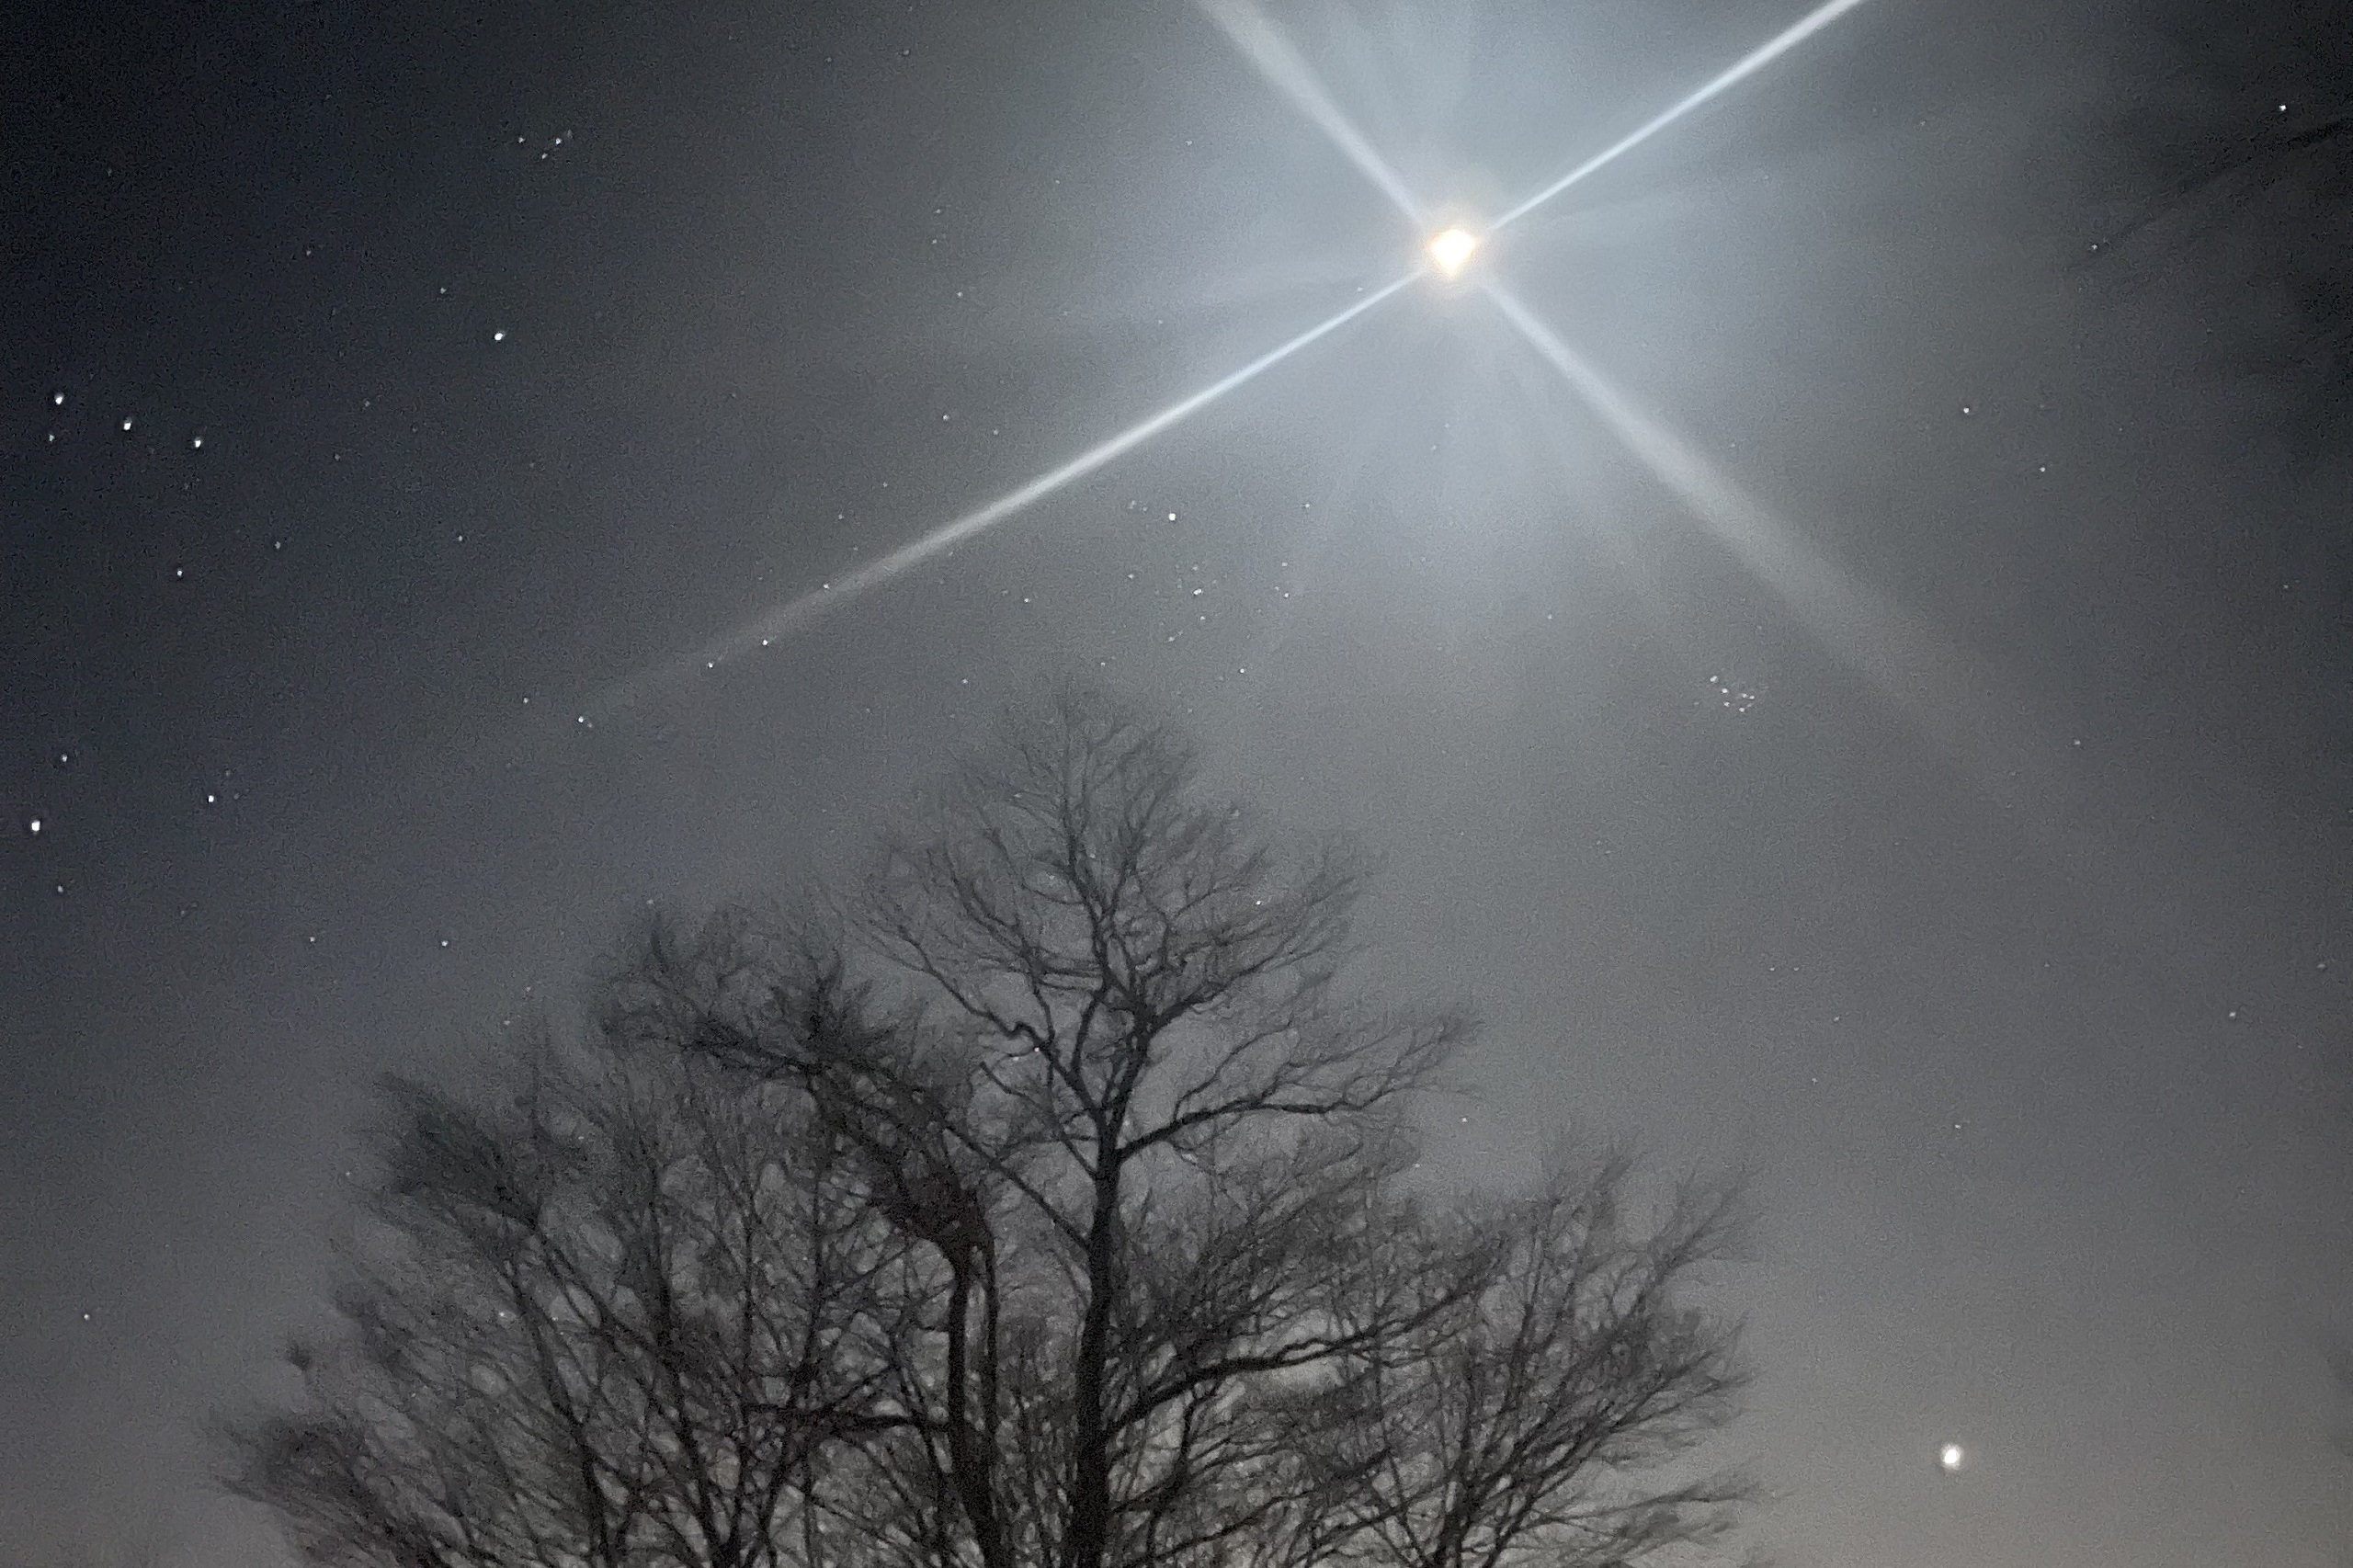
1938,1442 -> 1966,1471
1427,226 -> 1479,278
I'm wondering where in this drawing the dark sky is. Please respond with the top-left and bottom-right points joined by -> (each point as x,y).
6,0 -> 2350,1564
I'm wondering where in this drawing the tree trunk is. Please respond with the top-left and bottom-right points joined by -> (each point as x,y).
943,1261 -> 1006,1568
1063,1166 -> 1123,1568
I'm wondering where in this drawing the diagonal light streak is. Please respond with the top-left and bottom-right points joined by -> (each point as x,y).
1483,280 -> 1993,760
1492,0 -> 1878,231
604,272 -> 1420,710
1197,0 -> 1428,227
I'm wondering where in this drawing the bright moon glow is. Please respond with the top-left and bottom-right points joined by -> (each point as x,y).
1427,227 -> 1480,278
621,0 -> 1886,699
1938,1443 -> 1966,1471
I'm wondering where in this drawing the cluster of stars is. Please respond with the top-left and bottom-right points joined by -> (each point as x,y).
1707,673 -> 1759,712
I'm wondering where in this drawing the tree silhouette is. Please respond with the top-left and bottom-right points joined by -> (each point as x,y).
228,689 -> 1749,1568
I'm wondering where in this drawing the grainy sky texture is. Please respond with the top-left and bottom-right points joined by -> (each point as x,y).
5,1 -> 2351,1564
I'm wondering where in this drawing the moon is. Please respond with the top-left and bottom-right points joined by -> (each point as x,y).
1427,226 -> 1479,278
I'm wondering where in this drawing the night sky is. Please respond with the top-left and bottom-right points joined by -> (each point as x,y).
6,1 -> 2351,1564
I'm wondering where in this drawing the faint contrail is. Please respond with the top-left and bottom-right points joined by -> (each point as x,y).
1483,280 -> 1995,765
603,271 -> 1419,710
1196,0 -> 1428,227
1493,0 -> 1879,230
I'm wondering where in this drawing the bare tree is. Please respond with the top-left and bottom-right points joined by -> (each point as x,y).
224,1040 -> 929,1568
1299,1157 -> 1748,1568
230,688 -> 1749,1568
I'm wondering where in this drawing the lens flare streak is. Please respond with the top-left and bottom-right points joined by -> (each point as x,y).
1196,0 -> 1428,226
1493,0 -> 1879,231
1482,280 -> 1985,758
610,272 -> 1419,708
626,0 -> 1885,703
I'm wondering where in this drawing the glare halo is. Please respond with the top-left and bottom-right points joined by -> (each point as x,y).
1427,226 -> 1480,278
622,0 -> 1890,707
